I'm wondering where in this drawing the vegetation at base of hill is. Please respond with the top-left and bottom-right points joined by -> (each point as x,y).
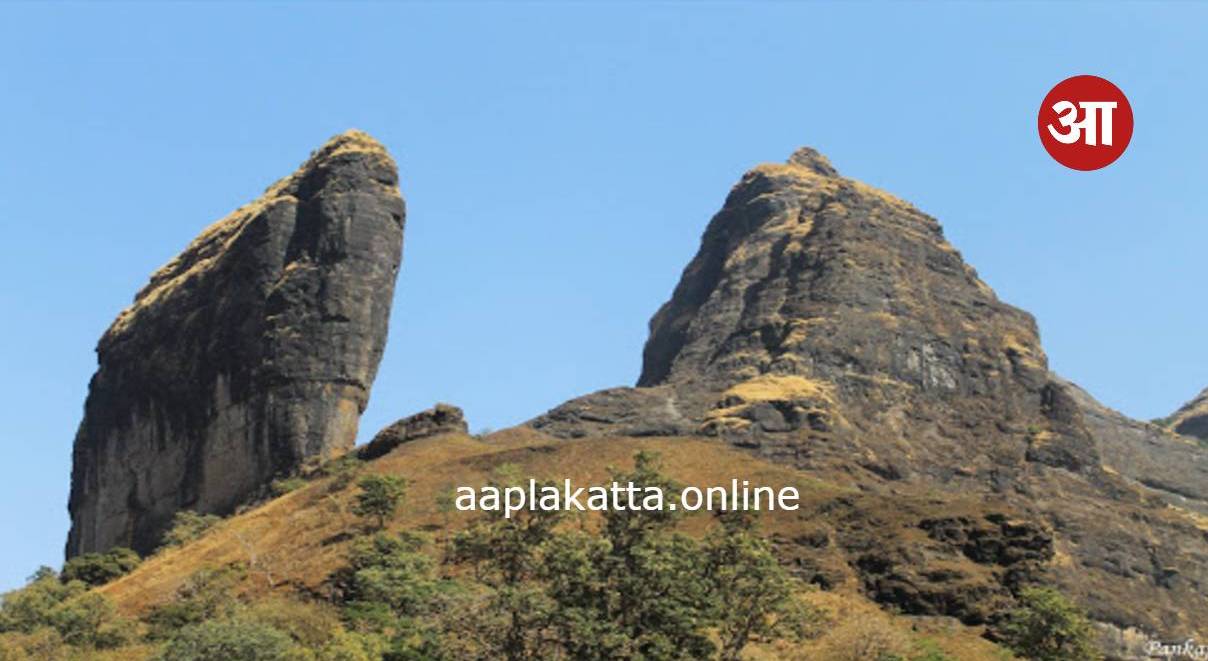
144,564 -> 249,639
1,448 -> 1041,660
0,567 -> 136,658
326,451 -> 824,660
998,586 -> 1101,661
61,547 -> 141,587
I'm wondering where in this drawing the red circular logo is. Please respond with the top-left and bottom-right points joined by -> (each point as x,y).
1038,75 -> 1133,170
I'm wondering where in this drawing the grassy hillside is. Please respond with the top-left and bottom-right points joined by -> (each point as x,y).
5,428 -> 1027,659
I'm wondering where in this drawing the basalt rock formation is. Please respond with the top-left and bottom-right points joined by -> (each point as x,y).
358,404 -> 468,461
532,148 -> 1208,643
67,131 -> 405,557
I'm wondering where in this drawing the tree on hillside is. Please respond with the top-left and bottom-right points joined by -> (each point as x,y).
335,532 -> 441,621
144,564 -> 248,639
160,510 -> 223,549
449,470 -> 564,660
542,452 -> 716,660
352,475 -> 407,530
61,547 -> 141,587
704,510 -> 821,660
1000,586 -> 1101,661
154,617 -> 299,661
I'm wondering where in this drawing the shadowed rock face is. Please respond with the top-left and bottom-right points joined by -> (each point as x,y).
1064,379 -> 1208,513
532,148 -> 1208,642
1170,387 -> 1208,440
67,131 -> 405,557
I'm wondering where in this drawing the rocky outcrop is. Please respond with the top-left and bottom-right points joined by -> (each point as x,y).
531,147 -> 1208,641
1169,387 -> 1208,440
67,131 -> 405,557
358,404 -> 468,461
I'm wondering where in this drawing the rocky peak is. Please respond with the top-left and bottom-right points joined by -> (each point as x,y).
786,146 -> 839,177
636,147 -> 1055,453
68,130 -> 405,557
533,146 -> 1208,639
554,146 -> 1080,476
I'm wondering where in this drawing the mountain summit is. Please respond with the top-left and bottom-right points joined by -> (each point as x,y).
534,147 -> 1208,640
67,131 -> 406,557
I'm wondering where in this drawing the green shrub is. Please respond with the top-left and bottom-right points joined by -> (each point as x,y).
351,475 -> 407,530
0,627 -> 67,660
243,597 -> 345,650
0,571 -> 84,634
0,570 -> 133,651
328,531 -> 449,645
1000,586 -> 1101,661
319,456 -> 364,493
61,547 -> 141,587
271,477 -> 309,497
154,617 -> 301,661
160,511 -> 223,549
315,630 -> 387,661
48,591 -> 135,649
144,564 -> 247,639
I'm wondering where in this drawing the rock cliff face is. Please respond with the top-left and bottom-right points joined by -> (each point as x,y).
533,148 -> 1208,640
537,147 -> 1083,480
67,131 -> 405,557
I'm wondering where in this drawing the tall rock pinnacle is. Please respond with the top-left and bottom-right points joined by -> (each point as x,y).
67,131 -> 405,557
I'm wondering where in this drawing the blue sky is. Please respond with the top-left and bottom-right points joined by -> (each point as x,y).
1,2 -> 1205,591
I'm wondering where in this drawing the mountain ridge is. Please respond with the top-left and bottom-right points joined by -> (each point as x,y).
56,138 -> 1208,658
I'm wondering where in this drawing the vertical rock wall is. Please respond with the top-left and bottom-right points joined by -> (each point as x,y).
67,131 -> 405,556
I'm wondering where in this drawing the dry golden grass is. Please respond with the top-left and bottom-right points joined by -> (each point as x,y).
1168,504 -> 1208,533
101,430 -> 836,615
780,318 -> 828,349
97,427 -> 1016,660
747,589 -> 1014,660
705,375 -> 838,431
723,375 -> 834,405
845,178 -> 917,213
1002,332 -> 1044,370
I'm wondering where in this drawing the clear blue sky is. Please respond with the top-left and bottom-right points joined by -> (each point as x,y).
1,2 -> 1205,591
